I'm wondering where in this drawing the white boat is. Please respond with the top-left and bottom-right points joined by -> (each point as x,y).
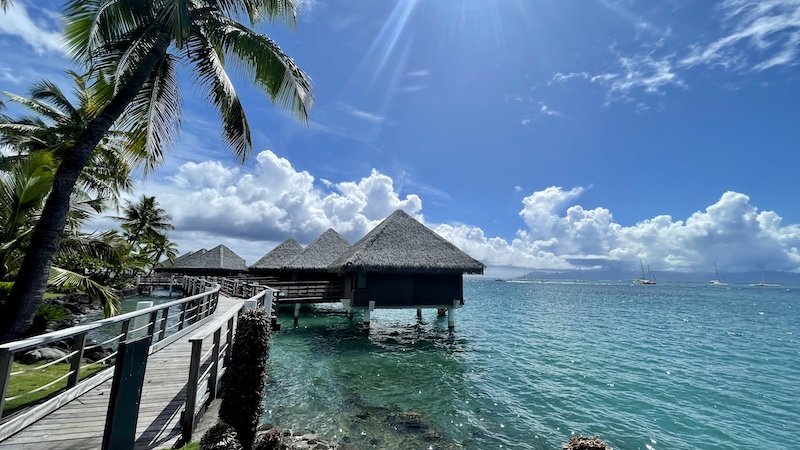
749,274 -> 780,288
634,261 -> 657,285
708,263 -> 728,286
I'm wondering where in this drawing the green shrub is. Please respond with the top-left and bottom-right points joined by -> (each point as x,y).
219,308 -> 271,449
35,304 -> 71,322
199,422 -> 242,450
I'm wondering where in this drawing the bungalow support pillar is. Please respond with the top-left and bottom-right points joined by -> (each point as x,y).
168,275 -> 174,297
447,300 -> 459,331
363,300 -> 375,328
340,298 -> 354,320
416,308 -> 422,320
293,303 -> 301,327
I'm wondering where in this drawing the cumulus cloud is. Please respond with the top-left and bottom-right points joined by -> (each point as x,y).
96,153 -> 800,273
122,151 -> 422,262
0,2 -> 62,54
454,187 -> 800,272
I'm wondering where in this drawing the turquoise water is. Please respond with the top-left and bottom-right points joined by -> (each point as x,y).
262,280 -> 799,449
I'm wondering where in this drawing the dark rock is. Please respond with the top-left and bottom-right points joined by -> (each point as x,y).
562,435 -> 611,450
18,347 -> 68,364
387,411 -> 430,434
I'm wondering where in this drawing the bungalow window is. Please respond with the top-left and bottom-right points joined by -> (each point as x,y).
356,272 -> 367,289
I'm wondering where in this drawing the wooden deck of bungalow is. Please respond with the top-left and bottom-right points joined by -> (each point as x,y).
0,277 -> 277,450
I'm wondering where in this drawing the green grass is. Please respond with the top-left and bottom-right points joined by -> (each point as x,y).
3,361 -> 105,413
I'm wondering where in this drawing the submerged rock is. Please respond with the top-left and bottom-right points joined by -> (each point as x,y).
562,435 -> 611,450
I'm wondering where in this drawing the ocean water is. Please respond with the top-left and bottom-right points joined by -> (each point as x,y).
261,280 -> 799,449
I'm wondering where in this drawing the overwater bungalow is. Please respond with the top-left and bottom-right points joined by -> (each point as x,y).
330,209 -> 484,328
248,238 -> 304,280
282,229 -> 351,282
158,244 -> 247,277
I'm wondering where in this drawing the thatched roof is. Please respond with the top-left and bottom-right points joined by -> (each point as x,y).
283,229 -> 350,271
173,245 -> 247,271
330,210 -> 485,274
250,239 -> 304,270
156,249 -> 200,269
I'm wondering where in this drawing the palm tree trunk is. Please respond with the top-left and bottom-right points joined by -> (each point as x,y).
0,36 -> 171,342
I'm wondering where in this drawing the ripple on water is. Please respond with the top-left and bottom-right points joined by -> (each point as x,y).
263,281 -> 800,449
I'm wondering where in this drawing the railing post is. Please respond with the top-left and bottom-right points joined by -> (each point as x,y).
159,308 -> 170,341
120,319 -> 131,344
224,317 -> 235,366
147,311 -> 159,342
178,302 -> 187,331
66,332 -> 88,388
0,349 -> 14,419
209,329 -> 222,399
182,340 -> 203,443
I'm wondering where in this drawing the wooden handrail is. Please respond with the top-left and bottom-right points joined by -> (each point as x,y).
180,285 -> 274,443
0,276 -> 219,422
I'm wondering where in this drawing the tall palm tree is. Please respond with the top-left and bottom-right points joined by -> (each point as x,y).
0,72 -> 137,206
117,195 -> 173,246
2,0 -> 312,341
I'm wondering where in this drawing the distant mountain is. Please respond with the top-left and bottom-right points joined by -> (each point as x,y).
509,269 -> 800,284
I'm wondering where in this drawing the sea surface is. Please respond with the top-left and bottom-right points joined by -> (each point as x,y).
261,279 -> 799,449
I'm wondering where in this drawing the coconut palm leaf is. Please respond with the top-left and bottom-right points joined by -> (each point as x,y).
48,266 -> 120,316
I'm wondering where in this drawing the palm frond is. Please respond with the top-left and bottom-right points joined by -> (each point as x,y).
121,54 -> 181,172
186,32 -> 250,159
48,266 -> 120,316
29,80 -> 81,123
64,0 -> 155,64
204,14 -> 313,122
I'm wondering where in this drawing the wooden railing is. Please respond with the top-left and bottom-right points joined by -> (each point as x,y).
268,280 -> 344,303
180,285 -> 276,442
0,277 -> 219,432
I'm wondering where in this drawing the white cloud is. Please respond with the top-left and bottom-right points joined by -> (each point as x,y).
447,187 -> 800,272
681,0 -> 800,71
111,151 -> 422,262
91,154 -> 800,273
538,102 -> 563,117
345,105 -> 385,123
0,2 -> 62,54
520,118 -> 531,126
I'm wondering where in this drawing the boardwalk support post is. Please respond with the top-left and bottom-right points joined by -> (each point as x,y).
182,339 -> 203,443
293,303 -> 301,327
417,308 -> 422,320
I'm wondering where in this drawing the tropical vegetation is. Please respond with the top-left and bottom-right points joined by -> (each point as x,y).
0,0 -> 312,341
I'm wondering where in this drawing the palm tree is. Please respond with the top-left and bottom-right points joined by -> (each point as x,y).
2,0 -> 312,341
0,73 -> 136,206
116,195 -> 173,246
0,153 -> 121,316
142,233 -> 177,274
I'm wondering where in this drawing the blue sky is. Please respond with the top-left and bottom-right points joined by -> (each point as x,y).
2,0 -> 800,274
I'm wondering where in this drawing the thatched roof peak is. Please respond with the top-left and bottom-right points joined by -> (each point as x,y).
175,244 -> 247,271
330,209 -> 484,274
250,239 -> 304,270
283,229 -> 350,271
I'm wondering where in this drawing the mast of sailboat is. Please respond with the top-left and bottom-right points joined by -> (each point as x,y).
640,260 -> 647,279
647,264 -> 656,282
714,262 -> 726,282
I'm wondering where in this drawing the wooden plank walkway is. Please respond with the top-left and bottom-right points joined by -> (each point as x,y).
0,295 -> 242,450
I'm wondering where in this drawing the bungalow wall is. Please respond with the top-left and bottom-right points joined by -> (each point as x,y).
346,272 -> 464,308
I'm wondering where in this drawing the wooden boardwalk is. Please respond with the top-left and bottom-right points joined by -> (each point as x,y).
0,295 -> 242,450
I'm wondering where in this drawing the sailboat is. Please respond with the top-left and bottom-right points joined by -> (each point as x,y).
634,260 -> 657,285
708,263 -> 728,286
749,274 -> 780,288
